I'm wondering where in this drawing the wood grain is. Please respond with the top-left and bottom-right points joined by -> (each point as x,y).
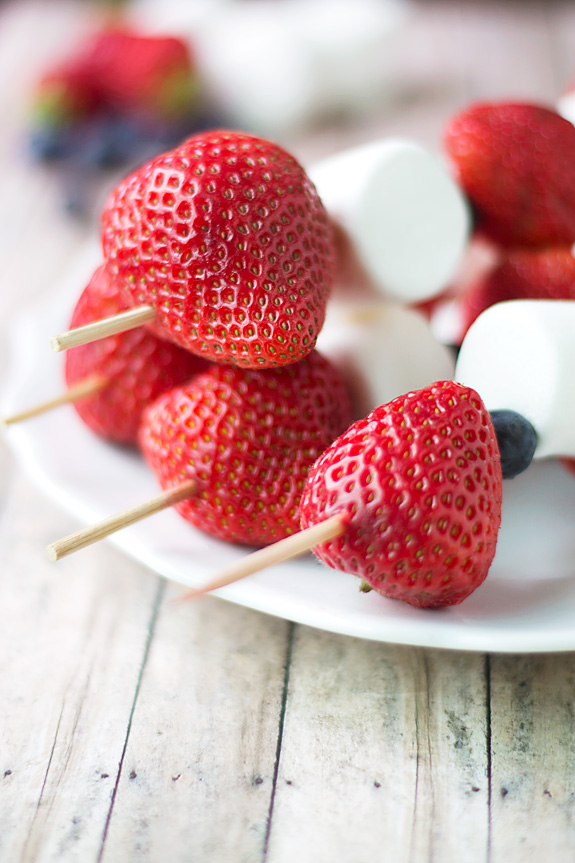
100,592 -> 292,863
489,655 -> 575,862
265,631 -> 489,863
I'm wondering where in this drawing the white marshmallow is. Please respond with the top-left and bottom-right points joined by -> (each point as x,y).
316,300 -> 455,420
455,300 -> 575,458
557,90 -> 575,128
309,139 -> 471,304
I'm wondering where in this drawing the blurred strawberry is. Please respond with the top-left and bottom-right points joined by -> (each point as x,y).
92,29 -> 198,120
445,102 -> 575,248
460,246 -> 575,335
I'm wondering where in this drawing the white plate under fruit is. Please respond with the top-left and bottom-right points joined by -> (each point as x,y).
3,249 -> 575,653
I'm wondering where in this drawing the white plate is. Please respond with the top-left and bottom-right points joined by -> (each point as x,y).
3,249 -> 575,653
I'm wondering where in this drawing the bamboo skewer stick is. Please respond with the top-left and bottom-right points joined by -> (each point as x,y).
50,305 -> 156,352
46,480 -> 197,561
2,376 -> 108,427
175,513 -> 346,602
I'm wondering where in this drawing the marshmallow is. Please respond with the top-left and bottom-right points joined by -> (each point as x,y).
309,139 -> 471,304
558,89 -> 575,128
455,300 -> 575,458
316,300 -> 455,420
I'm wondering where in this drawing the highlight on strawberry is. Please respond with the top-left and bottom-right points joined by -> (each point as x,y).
51,130 -> 336,369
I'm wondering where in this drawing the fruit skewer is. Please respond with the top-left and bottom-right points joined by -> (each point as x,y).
47,351 -> 353,559
6,264 -> 207,444
46,370 -> 537,610
182,295 -> 575,605
47,291 -> 563,609
177,382 -> 542,607
47,481 -> 198,561
51,305 -> 155,352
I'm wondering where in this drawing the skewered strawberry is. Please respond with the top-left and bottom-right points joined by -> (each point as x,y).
63,264 -> 209,444
138,352 -> 352,546
445,102 -> 575,248
52,131 -> 336,365
298,381 -> 503,607
4,263 -> 204,445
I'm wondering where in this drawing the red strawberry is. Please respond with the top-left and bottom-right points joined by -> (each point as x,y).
300,381 -> 503,608
460,246 -> 575,335
139,351 -> 352,546
34,28 -> 197,126
444,102 -> 575,248
34,64 -> 100,127
89,28 -> 198,120
102,130 -> 336,369
65,264 -> 208,444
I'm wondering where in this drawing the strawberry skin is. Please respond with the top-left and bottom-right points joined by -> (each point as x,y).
445,102 -> 575,248
460,246 -> 575,335
300,381 -> 503,608
139,352 -> 352,546
102,130 -> 335,369
65,264 -> 208,444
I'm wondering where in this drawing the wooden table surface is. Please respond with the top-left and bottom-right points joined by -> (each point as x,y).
2,2 -> 575,861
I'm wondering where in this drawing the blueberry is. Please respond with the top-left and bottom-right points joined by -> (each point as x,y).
28,126 -> 72,162
489,410 -> 538,479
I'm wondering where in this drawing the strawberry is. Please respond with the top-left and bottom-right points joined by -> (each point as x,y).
65,264 -> 208,444
34,28 -> 197,125
138,351 -> 352,546
88,28 -> 198,120
444,102 -> 575,248
460,246 -> 575,335
34,64 -> 100,128
102,130 -> 336,369
300,381 -> 503,608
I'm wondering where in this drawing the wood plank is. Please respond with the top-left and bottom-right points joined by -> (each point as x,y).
489,654 -> 575,862
100,591 -> 292,863
265,629 -> 488,863
0,472 -> 161,862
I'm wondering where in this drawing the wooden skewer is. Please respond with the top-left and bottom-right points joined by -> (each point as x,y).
46,479 -> 197,561
2,376 -> 108,427
175,513 -> 346,603
50,305 -> 156,352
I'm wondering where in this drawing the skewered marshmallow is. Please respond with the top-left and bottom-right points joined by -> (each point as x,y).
455,300 -> 575,458
309,139 -> 471,304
